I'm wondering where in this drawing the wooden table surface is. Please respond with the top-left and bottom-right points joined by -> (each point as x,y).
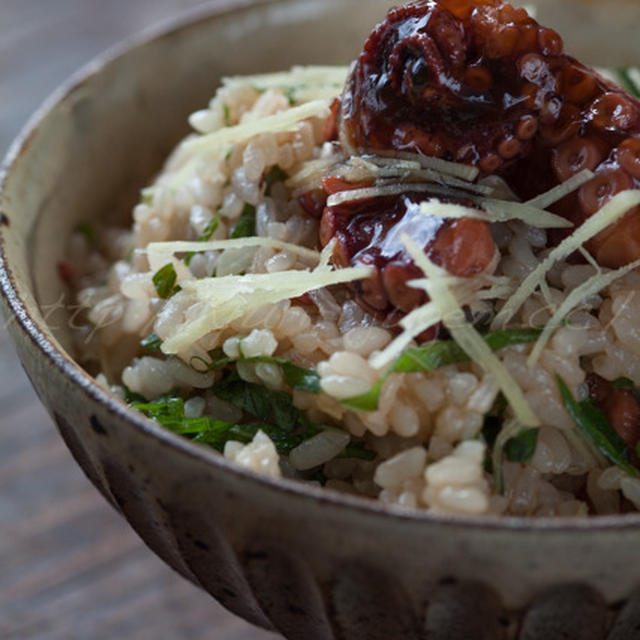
0,2 -> 281,638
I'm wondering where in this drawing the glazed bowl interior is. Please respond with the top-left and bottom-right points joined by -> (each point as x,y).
5,0 -> 640,620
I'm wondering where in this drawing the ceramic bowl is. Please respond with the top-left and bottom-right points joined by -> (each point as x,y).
3,1 -> 640,638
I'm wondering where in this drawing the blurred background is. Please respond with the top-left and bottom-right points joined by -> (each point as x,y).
0,1 -> 280,638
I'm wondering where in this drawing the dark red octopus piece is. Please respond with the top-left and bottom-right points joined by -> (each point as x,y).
319,0 -> 640,321
320,192 -> 496,319
587,374 -> 640,456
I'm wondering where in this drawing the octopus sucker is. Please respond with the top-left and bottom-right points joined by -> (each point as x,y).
323,192 -> 496,321
315,0 -> 640,324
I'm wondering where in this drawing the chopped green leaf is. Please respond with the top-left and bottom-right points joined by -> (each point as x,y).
504,428 -> 539,462
75,221 -> 97,244
152,263 -> 181,299
277,360 -> 321,393
200,212 -> 221,241
611,377 -> 636,389
395,328 -> 544,374
343,328 -> 543,412
183,252 -> 195,268
225,147 -> 234,163
231,204 -> 256,239
140,333 -> 163,352
195,421 -> 258,444
184,210 -> 221,266
213,375 -> 300,431
490,419 -> 527,493
223,103 -> 231,125
129,390 -> 316,455
264,165 -> 288,195
216,421 -> 319,455
140,188 -> 154,205
215,356 -> 320,393
558,376 -> 639,477
338,441 -> 377,461
188,350 -> 320,393
132,396 -> 185,423
481,395 -> 507,473
190,420 -> 304,454
285,87 -> 297,106
609,377 -> 640,405
175,417 -> 237,436
124,386 -> 147,405
188,350 -> 230,374
616,67 -> 640,98
341,380 -> 386,412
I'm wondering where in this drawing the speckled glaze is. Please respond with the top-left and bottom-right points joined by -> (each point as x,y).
3,1 -> 640,638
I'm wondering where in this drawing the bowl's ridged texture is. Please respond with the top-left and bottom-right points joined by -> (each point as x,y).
34,378 -> 640,640
4,1 -> 640,638
44,407 -> 640,639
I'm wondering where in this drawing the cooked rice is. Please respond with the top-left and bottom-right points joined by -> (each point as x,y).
68,72 -> 640,518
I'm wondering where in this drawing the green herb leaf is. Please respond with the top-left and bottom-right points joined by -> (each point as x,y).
343,328 -> 543,412
231,204 -> 256,239
616,67 -> 640,98
188,350 -> 320,393
481,395 -> 507,473
611,377 -> 636,389
213,375 -> 300,431
397,329 -> 544,374
152,263 -> 181,299
338,441 -> 377,461
223,103 -> 231,126
276,360 -> 320,393
558,376 -> 639,477
75,221 -> 97,244
341,380 -> 386,412
231,355 -> 321,393
609,377 -> 640,405
184,210 -> 221,266
175,417 -> 238,436
218,422 -> 319,455
124,386 -> 147,405
200,212 -> 221,241
132,396 -> 185,422
140,188 -> 154,205
285,87 -> 297,106
504,428 -> 539,462
188,351 -> 230,374
140,333 -> 163,352
264,165 -> 288,195
129,392 -> 309,454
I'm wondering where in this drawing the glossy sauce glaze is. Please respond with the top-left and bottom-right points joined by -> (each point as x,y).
313,0 -> 640,321
320,190 -> 495,318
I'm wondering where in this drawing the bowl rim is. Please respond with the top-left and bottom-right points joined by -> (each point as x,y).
1,0 -> 639,534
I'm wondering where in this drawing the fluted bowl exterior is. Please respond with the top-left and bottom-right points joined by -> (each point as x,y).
3,1 -> 640,638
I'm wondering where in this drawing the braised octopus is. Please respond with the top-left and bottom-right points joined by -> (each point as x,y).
311,0 -> 640,321
587,374 -> 640,455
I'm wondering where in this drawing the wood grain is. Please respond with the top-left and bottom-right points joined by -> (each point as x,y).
0,2 -> 281,638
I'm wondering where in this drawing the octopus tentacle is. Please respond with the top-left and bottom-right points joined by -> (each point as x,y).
618,137 -> 640,179
552,137 -> 604,183
319,0 -> 640,323
321,192 -> 497,322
